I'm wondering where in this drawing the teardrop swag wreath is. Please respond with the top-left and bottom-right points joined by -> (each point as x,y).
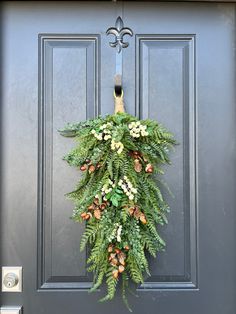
59,94 -> 176,310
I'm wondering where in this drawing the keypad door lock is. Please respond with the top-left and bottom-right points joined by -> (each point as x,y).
1,267 -> 22,292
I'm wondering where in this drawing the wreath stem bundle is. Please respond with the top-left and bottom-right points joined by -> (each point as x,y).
59,94 -> 176,310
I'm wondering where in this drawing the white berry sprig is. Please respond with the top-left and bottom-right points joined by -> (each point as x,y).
101,179 -> 116,200
128,121 -> 149,138
111,139 -> 124,154
118,176 -> 137,200
91,122 -> 113,141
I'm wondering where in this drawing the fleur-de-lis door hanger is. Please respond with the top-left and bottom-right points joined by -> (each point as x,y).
106,16 -> 133,53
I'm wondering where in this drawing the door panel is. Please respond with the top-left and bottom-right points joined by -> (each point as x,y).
136,35 -> 196,288
39,35 -> 99,288
1,2 -> 236,314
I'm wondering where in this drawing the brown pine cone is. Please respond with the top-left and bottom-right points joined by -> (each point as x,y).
134,159 -> 142,173
112,269 -> 119,279
94,209 -> 101,220
87,204 -> 94,211
134,208 -> 141,219
110,258 -> 118,266
140,213 -> 147,224
118,265 -> 125,273
118,251 -> 126,261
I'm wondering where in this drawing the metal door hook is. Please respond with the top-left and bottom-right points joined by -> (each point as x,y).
106,16 -> 133,54
107,17 -> 133,98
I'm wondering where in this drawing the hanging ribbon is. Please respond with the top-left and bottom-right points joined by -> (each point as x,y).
114,90 -> 125,113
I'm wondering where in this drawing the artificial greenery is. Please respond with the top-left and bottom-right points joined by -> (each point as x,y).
59,112 -> 176,310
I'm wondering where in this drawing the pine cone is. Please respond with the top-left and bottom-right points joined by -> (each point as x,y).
94,209 -> 101,220
112,269 -> 119,279
87,204 -> 94,211
109,253 -> 116,260
134,208 -> 141,219
110,258 -> 118,266
118,265 -> 125,273
140,213 -> 147,224
134,159 -> 142,172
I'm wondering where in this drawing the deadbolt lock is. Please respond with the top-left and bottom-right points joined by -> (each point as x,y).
3,273 -> 19,289
1,267 -> 22,292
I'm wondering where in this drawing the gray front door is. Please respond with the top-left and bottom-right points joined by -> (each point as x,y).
1,1 -> 236,314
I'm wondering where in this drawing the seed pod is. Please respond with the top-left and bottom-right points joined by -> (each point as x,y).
145,163 -> 153,173
134,159 -> 142,173
85,214 -> 91,220
88,165 -> 96,173
115,248 -> 121,254
80,212 -> 87,219
124,245 -> 130,251
118,265 -> 125,273
96,163 -> 101,169
94,209 -> 101,220
80,165 -> 87,171
100,203 -> 106,210
112,269 -> 119,279
87,204 -> 94,211
85,159 -> 91,164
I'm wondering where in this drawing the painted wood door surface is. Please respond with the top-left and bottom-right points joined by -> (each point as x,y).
1,1 -> 236,313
